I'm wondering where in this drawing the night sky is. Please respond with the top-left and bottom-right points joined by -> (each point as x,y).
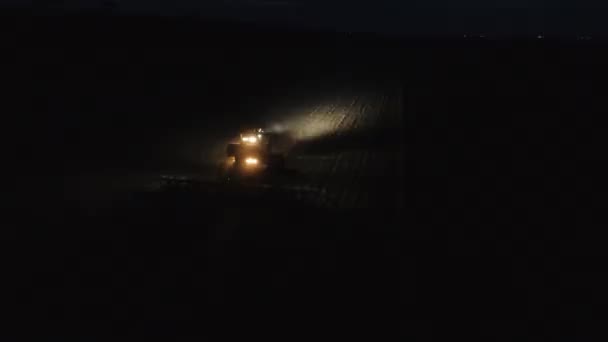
9,0 -> 608,35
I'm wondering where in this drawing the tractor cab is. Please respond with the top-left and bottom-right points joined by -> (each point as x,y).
222,128 -> 286,179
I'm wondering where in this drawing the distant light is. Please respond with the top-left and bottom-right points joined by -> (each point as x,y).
537,35 -> 544,39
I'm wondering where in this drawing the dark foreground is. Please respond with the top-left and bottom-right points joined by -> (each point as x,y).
3,9 -> 608,340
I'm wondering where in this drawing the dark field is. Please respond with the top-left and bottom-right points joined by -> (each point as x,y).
3,9 -> 608,339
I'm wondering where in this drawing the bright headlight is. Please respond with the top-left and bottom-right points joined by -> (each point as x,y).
242,136 -> 258,144
245,157 -> 259,166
